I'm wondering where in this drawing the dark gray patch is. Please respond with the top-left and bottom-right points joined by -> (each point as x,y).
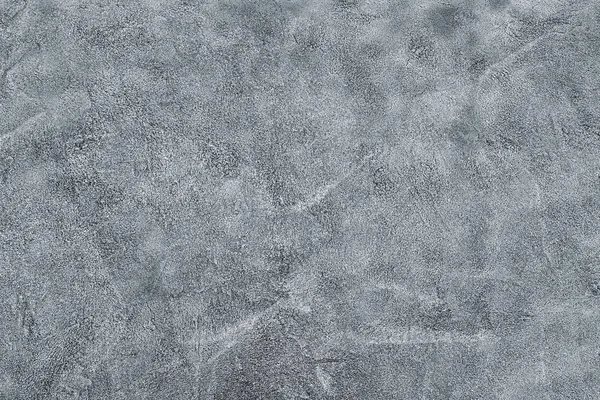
408,35 -> 435,62
371,165 -> 395,197
204,142 -> 241,179
334,0 -> 360,11
468,55 -> 488,75
488,0 -> 510,10
268,244 -> 301,276
427,4 -> 463,36
589,280 -> 600,296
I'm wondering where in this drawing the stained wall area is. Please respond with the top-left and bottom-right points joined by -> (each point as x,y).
1,0 -> 600,399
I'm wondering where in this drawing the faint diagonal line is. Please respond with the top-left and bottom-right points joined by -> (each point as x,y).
0,111 -> 46,148
291,151 -> 376,212
477,1 -> 597,86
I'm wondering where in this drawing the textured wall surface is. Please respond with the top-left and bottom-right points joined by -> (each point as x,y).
1,0 -> 600,399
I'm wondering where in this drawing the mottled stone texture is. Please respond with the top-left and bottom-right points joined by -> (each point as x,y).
1,0 -> 600,399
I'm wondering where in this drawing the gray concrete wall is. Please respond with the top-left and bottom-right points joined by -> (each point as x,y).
1,0 -> 599,398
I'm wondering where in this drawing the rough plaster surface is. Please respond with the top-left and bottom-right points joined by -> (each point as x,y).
1,0 -> 600,399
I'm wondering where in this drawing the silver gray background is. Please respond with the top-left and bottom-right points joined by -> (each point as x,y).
1,0 -> 600,399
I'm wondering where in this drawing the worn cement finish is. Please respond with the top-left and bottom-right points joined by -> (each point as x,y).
1,0 -> 600,399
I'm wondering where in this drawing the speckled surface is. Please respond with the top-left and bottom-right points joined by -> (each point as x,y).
1,1 -> 600,399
